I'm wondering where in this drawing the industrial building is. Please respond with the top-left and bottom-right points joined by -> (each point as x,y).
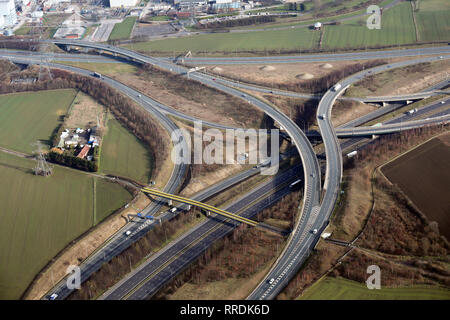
0,0 -> 17,28
109,0 -> 139,8
209,0 -> 240,11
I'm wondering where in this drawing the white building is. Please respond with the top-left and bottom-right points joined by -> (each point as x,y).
109,0 -> 138,8
0,0 -> 17,28
209,0 -> 240,11
31,10 -> 43,18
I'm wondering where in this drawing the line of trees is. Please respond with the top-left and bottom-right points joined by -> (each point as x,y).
0,38 -> 39,51
286,2 -> 305,11
48,151 -> 98,172
196,16 -> 277,30
68,208 -> 200,300
279,123 -> 450,300
0,64 -> 168,176
69,188 -> 301,300
154,191 -> 301,299
138,63 -> 264,128
223,59 -> 387,94
312,0 -> 382,18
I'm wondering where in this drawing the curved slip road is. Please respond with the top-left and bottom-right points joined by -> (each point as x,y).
28,39 -> 323,301
247,54 -> 450,300
4,56 -> 191,300
3,44 -> 448,300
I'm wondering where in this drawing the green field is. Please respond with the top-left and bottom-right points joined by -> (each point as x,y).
99,118 -> 152,184
148,15 -> 171,21
125,0 -> 448,54
13,26 -> 31,36
0,151 -> 132,299
0,89 -> 77,153
415,0 -> 450,41
109,16 -> 137,41
126,26 -> 321,53
298,277 -> 450,300
322,2 -> 417,49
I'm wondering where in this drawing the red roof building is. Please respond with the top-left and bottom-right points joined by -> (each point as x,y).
77,145 -> 90,159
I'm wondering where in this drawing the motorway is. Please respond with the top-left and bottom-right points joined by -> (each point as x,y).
29,39 -> 324,301
1,43 -> 448,300
2,50 -> 321,301
247,54 -> 450,299
101,165 -> 303,300
3,56 -> 190,299
335,114 -> 450,138
98,96 -> 449,300
141,188 -> 260,227
0,49 -> 121,63
177,46 -> 450,65
189,62 -> 448,103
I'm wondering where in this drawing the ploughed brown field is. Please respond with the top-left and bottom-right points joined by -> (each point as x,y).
382,134 -> 450,240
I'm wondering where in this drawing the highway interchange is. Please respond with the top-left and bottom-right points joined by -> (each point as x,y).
1,40 -> 448,300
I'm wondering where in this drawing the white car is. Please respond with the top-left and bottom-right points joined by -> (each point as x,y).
125,230 -> 132,236
441,101 -> 445,104
268,278 -> 275,284
312,229 -> 318,235
137,94 -> 142,97
49,293 -> 58,300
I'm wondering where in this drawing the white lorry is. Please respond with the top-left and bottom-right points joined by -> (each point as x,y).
346,150 -> 357,158
332,83 -> 342,91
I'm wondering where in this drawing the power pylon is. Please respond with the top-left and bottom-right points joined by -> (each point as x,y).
29,16 -> 55,81
32,141 -> 53,177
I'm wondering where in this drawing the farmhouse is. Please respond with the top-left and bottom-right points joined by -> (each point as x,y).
77,144 -> 91,159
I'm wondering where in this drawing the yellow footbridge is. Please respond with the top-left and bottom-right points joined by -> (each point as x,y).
141,187 -> 259,227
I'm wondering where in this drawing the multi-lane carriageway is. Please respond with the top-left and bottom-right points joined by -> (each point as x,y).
45,42 -> 450,299
141,187 -> 289,235
40,39 -> 323,300
2,41 -> 448,300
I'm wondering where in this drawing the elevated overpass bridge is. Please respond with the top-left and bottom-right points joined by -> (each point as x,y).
357,91 -> 449,106
141,188 -> 287,235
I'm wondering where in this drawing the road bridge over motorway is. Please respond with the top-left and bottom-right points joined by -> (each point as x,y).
142,187 -> 287,235
248,54 -> 450,300
2,43 -> 448,300
142,187 -> 259,227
